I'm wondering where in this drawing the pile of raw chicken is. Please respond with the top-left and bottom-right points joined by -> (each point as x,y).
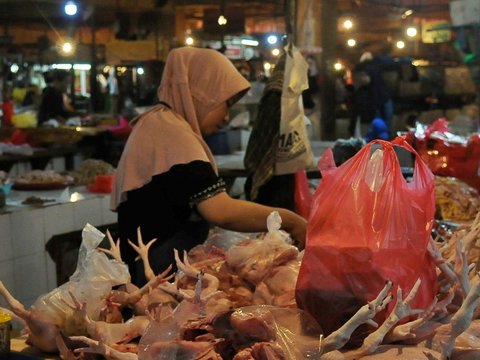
2,211 -> 480,360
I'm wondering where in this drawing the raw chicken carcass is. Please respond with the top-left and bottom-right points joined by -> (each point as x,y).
253,259 -> 301,307
225,238 -> 298,285
0,281 -> 61,353
142,339 -> 222,360
66,291 -> 150,345
233,342 -> 286,360
230,306 -> 277,342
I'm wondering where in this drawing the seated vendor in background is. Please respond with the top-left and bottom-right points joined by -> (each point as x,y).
37,69 -> 76,126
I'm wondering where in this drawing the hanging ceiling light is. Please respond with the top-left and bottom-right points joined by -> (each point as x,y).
218,15 -> 227,26
347,38 -> 356,47
401,9 -> 413,19
62,42 -> 74,54
64,1 -> 78,16
343,19 -> 353,30
406,27 -> 417,37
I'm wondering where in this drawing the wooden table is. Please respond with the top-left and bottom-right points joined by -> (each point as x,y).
0,145 -> 78,172
0,126 -> 114,173
9,335 -> 59,359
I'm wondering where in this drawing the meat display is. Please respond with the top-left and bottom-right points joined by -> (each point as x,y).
2,211 -> 480,359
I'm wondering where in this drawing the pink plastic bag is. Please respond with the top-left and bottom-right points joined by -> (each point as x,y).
296,137 -> 437,341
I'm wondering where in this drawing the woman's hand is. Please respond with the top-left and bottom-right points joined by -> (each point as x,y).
197,192 -> 307,250
285,214 -> 307,250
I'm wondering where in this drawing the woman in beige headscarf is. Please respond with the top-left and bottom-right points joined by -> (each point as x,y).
111,47 -> 307,286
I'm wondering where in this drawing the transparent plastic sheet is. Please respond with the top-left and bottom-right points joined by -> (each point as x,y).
31,223 -> 129,335
138,271 -> 219,359
137,304 -> 321,360
230,305 -> 322,359
203,227 -> 259,251
296,137 -> 437,342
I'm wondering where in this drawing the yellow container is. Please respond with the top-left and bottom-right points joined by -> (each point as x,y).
0,310 -> 12,352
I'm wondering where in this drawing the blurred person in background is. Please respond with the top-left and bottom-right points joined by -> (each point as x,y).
349,52 -> 393,138
302,55 -> 320,110
2,88 -> 14,127
37,69 -> 77,126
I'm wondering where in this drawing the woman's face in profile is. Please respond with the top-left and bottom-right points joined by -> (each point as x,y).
199,101 -> 229,136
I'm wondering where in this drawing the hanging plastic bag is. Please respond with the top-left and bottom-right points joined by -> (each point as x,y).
295,137 -> 437,342
275,44 -> 314,175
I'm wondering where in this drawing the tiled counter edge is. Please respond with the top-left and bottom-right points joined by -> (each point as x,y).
0,192 -> 117,309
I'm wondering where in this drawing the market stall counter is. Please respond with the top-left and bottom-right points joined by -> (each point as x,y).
0,126 -> 113,175
0,185 -> 116,310
0,145 -> 78,173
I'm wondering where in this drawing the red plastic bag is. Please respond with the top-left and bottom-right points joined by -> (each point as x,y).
87,175 -> 114,194
294,170 -> 312,219
295,137 -> 437,341
411,119 -> 480,192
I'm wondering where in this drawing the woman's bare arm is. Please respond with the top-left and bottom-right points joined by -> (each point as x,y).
196,192 -> 307,249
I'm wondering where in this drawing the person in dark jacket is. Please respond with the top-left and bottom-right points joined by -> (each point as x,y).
349,52 -> 393,138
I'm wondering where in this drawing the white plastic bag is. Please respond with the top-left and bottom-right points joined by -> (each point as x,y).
275,44 -> 314,175
32,223 -> 129,335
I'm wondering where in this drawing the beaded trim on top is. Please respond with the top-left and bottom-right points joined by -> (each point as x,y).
190,178 -> 227,204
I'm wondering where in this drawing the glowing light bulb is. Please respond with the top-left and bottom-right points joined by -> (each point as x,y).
218,15 -> 227,26
344,19 -> 353,29
406,27 -> 417,37
62,42 -> 73,53
347,38 -> 356,47
64,1 -> 77,16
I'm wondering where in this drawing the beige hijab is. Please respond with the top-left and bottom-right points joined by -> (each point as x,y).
111,47 -> 251,209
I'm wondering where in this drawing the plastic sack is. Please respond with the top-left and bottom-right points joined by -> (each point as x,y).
227,305 -> 323,359
276,44 -> 314,175
32,223 -> 129,335
410,118 -> 480,192
294,170 -> 312,219
295,137 -> 437,340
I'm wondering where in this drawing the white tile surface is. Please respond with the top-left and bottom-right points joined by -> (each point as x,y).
0,213 -> 13,261
100,196 -> 117,225
43,203 -> 75,242
13,252 -> 48,305
3,190 -> 115,311
73,197 -> 102,228
10,208 -> 45,257
0,259 -> 15,308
